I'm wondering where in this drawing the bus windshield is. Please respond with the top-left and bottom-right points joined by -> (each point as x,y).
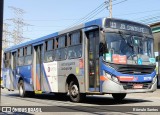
103,32 -> 155,64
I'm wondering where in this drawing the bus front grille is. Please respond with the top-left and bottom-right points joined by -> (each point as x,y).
105,62 -> 156,74
120,82 -> 152,90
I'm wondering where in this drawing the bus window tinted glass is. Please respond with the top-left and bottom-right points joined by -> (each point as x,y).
20,48 -> 24,57
58,36 -> 66,48
71,32 -> 80,45
55,48 -> 67,60
4,52 -> 11,68
44,51 -> 54,62
47,40 -> 53,50
68,45 -> 82,59
27,46 -> 32,55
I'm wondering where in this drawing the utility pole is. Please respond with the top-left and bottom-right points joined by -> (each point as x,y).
109,0 -> 112,18
105,0 -> 112,18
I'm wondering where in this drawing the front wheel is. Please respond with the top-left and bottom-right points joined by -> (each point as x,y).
112,93 -> 126,102
69,81 -> 86,102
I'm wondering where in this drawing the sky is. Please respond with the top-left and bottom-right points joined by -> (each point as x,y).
3,0 -> 160,43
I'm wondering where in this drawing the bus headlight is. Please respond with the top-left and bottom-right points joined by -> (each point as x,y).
112,76 -> 119,83
104,72 -> 119,83
152,76 -> 157,84
105,72 -> 111,79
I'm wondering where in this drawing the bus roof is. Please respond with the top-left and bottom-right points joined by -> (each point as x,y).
4,17 -> 151,52
4,17 -> 104,52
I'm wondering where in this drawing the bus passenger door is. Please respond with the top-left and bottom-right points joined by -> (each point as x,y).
86,30 -> 100,92
11,51 -> 17,89
33,45 -> 43,91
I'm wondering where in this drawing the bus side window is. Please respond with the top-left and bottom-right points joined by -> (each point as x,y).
68,31 -> 82,59
58,36 -> 67,48
4,52 -> 11,68
55,35 -> 67,60
44,39 -> 55,62
17,48 -> 24,66
24,46 -> 32,65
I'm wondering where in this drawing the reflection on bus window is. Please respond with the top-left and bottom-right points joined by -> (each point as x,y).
55,48 -> 67,60
71,32 -> 81,45
44,51 -> 54,62
68,45 -> 82,59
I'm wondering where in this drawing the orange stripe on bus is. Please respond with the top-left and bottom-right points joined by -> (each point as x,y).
31,68 -> 34,87
100,76 -> 108,81
36,74 -> 41,90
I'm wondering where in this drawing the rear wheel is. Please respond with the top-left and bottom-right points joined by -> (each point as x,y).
69,81 -> 86,102
19,80 -> 27,97
112,93 -> 126,102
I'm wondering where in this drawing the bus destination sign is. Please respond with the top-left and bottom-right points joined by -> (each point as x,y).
105,19 -> 151,34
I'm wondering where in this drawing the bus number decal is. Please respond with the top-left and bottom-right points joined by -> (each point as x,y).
110,22 -> 116,28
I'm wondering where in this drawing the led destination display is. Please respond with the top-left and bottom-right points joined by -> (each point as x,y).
105,18 -> 152,34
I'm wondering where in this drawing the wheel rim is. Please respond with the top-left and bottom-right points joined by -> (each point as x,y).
19,84 -> 23,96
71,84 -> 78,97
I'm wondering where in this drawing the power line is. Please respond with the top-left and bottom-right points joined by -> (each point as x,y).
24,19 -> 79,22
131,12 -> 160,24
112,0 -> 127,6
67,0 -> 127,28
114,9 -> 160,17
139,16 -> 160,24
140,15 -> 160,22
79,0 -> 128,23
67,2 -> 106,28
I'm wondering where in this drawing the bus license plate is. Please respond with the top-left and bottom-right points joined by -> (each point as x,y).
133,84 -> 143,89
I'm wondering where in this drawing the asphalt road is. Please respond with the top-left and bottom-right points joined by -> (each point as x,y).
1,88 -> 160,115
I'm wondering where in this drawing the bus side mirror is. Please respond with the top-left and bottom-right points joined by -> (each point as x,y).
99,43 -> 104,53
99,43 -> 108,56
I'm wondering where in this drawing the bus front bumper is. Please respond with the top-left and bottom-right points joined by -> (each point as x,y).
102,79 -> 157,93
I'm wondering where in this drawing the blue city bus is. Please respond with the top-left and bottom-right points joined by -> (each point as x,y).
2,18 -> 157,102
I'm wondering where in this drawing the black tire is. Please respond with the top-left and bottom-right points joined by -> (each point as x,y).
157,76 -> 160,88
18,80 -> 27,97
69,81 -> 86,102
112,93 -> 126,102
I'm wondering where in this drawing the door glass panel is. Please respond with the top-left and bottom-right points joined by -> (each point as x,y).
88,30 -> 99,91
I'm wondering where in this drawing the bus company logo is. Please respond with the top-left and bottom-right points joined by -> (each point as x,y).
47,67 -> 56,72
